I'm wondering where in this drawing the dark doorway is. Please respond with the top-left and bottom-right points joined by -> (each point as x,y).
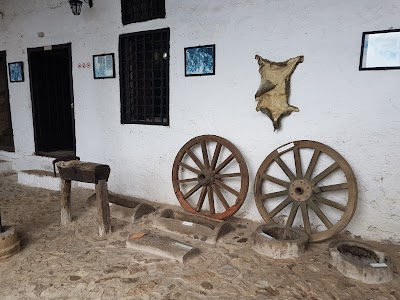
28,43 -> 75,157
0,51 -> 15,152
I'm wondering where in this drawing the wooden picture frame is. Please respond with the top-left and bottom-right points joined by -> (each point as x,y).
185,44 -> 215,76
359,29 -> 400,70
8,61 -> 24,82
93,53 -> 116,79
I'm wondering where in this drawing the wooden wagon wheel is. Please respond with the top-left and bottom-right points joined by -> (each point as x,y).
254,140 -> 357,242
172,135 -> 249,220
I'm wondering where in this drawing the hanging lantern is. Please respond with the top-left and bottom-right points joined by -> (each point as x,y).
70,0 -> 83,15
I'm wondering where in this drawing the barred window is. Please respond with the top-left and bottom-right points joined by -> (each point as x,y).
121,0 -> 166,25
119,28 -> 170,125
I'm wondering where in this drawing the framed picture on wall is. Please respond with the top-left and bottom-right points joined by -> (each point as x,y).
185,44 -> 215,76
93,53 -> 115,79
359,28 -> 400,70
8,61 -> 24,82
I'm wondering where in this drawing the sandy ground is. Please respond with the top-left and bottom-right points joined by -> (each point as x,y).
0,173 -> 399,300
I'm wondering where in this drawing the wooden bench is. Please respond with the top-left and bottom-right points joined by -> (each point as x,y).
56,160 -> 111,237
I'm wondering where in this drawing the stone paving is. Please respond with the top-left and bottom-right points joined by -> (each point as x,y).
0,174 -> 399,300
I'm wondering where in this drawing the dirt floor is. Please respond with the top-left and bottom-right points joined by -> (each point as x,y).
0,173 -> 399,300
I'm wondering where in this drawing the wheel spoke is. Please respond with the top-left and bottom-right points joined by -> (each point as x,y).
183,183 -> 202,199
313,194 -> 346,211
286,202 -> 299,227
268,197 -> 291,218
196,186 -> 207,212
215,172 -> 241,179
214,180 -> 240,197
274,157 -> 296,181
310,162 -> 340,185
313,183 -> 348,193
207,186 -> 215,214
293,147 -> 302,178
213,184 -> 230,210
260,190 -> 288,201
186,148 -> 205,170
300,202 -> 311,235
178,162 -> 201,175
201,141 -> 210,169
262,174 -> 290,188
210,143 -> 222,170
304,150 -> 320,180
309,199 -> 333,228
214,154 -> 235,174
177,177 -> 198,183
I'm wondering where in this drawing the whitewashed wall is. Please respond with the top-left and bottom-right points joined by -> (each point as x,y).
0,0 -> 399,243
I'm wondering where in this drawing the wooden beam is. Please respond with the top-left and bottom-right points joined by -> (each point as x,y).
95,180 -> 111,236
60,179 -> 72,225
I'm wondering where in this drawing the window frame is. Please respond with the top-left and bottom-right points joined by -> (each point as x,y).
121,0 -> 166,25
119,28 -> 170,126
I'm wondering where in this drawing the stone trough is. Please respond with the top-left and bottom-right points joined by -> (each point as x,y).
253,224 -> 309,259
87,193 -> 155,223
126,232 -> 199,263
150,209 -> 233,244
329,240 -> 394,284
0,226 -> 20,260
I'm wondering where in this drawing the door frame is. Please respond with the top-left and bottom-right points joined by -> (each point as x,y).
0,50 -> 15,152
27,43 -> 76,157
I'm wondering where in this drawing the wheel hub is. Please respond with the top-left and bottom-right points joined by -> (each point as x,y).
198,171 -> 214,186
289,179 -> 312,202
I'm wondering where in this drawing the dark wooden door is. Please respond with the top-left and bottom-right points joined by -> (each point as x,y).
0,51 -> 15,152
28,44 -> 75,155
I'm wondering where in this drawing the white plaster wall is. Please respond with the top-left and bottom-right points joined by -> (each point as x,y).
0,0 -> 399,242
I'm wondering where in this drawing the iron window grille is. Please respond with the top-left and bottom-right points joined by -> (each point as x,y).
121,0 -> 166,25
119,28 -> 170,126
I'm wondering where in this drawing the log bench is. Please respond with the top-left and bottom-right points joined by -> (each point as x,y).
56,160 -> 111,237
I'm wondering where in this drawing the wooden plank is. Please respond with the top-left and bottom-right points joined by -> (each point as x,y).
57,161 -> 110,183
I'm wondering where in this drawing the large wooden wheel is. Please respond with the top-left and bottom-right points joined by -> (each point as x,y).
172,135 -> 249,220
254,140 -> 357,242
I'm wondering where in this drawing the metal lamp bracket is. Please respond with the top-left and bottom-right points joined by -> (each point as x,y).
86,0 -> 93,8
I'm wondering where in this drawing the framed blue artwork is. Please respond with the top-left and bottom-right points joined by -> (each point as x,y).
359,29 -> 400,70
8,61 -> 24,82
93,53 -> 115,79
185,44 -> 215,76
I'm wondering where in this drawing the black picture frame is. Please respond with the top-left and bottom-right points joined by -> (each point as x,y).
93,53 -> 116,79
8,61 -> 24,82
185,44 -> 215,77
359,28 -> 400,71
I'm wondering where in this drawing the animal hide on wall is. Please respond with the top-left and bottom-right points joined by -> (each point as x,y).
255,55 -> 304,130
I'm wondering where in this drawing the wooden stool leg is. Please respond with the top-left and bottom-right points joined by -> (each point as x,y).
95,179 -> 111,236
60,179 -> 72,225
